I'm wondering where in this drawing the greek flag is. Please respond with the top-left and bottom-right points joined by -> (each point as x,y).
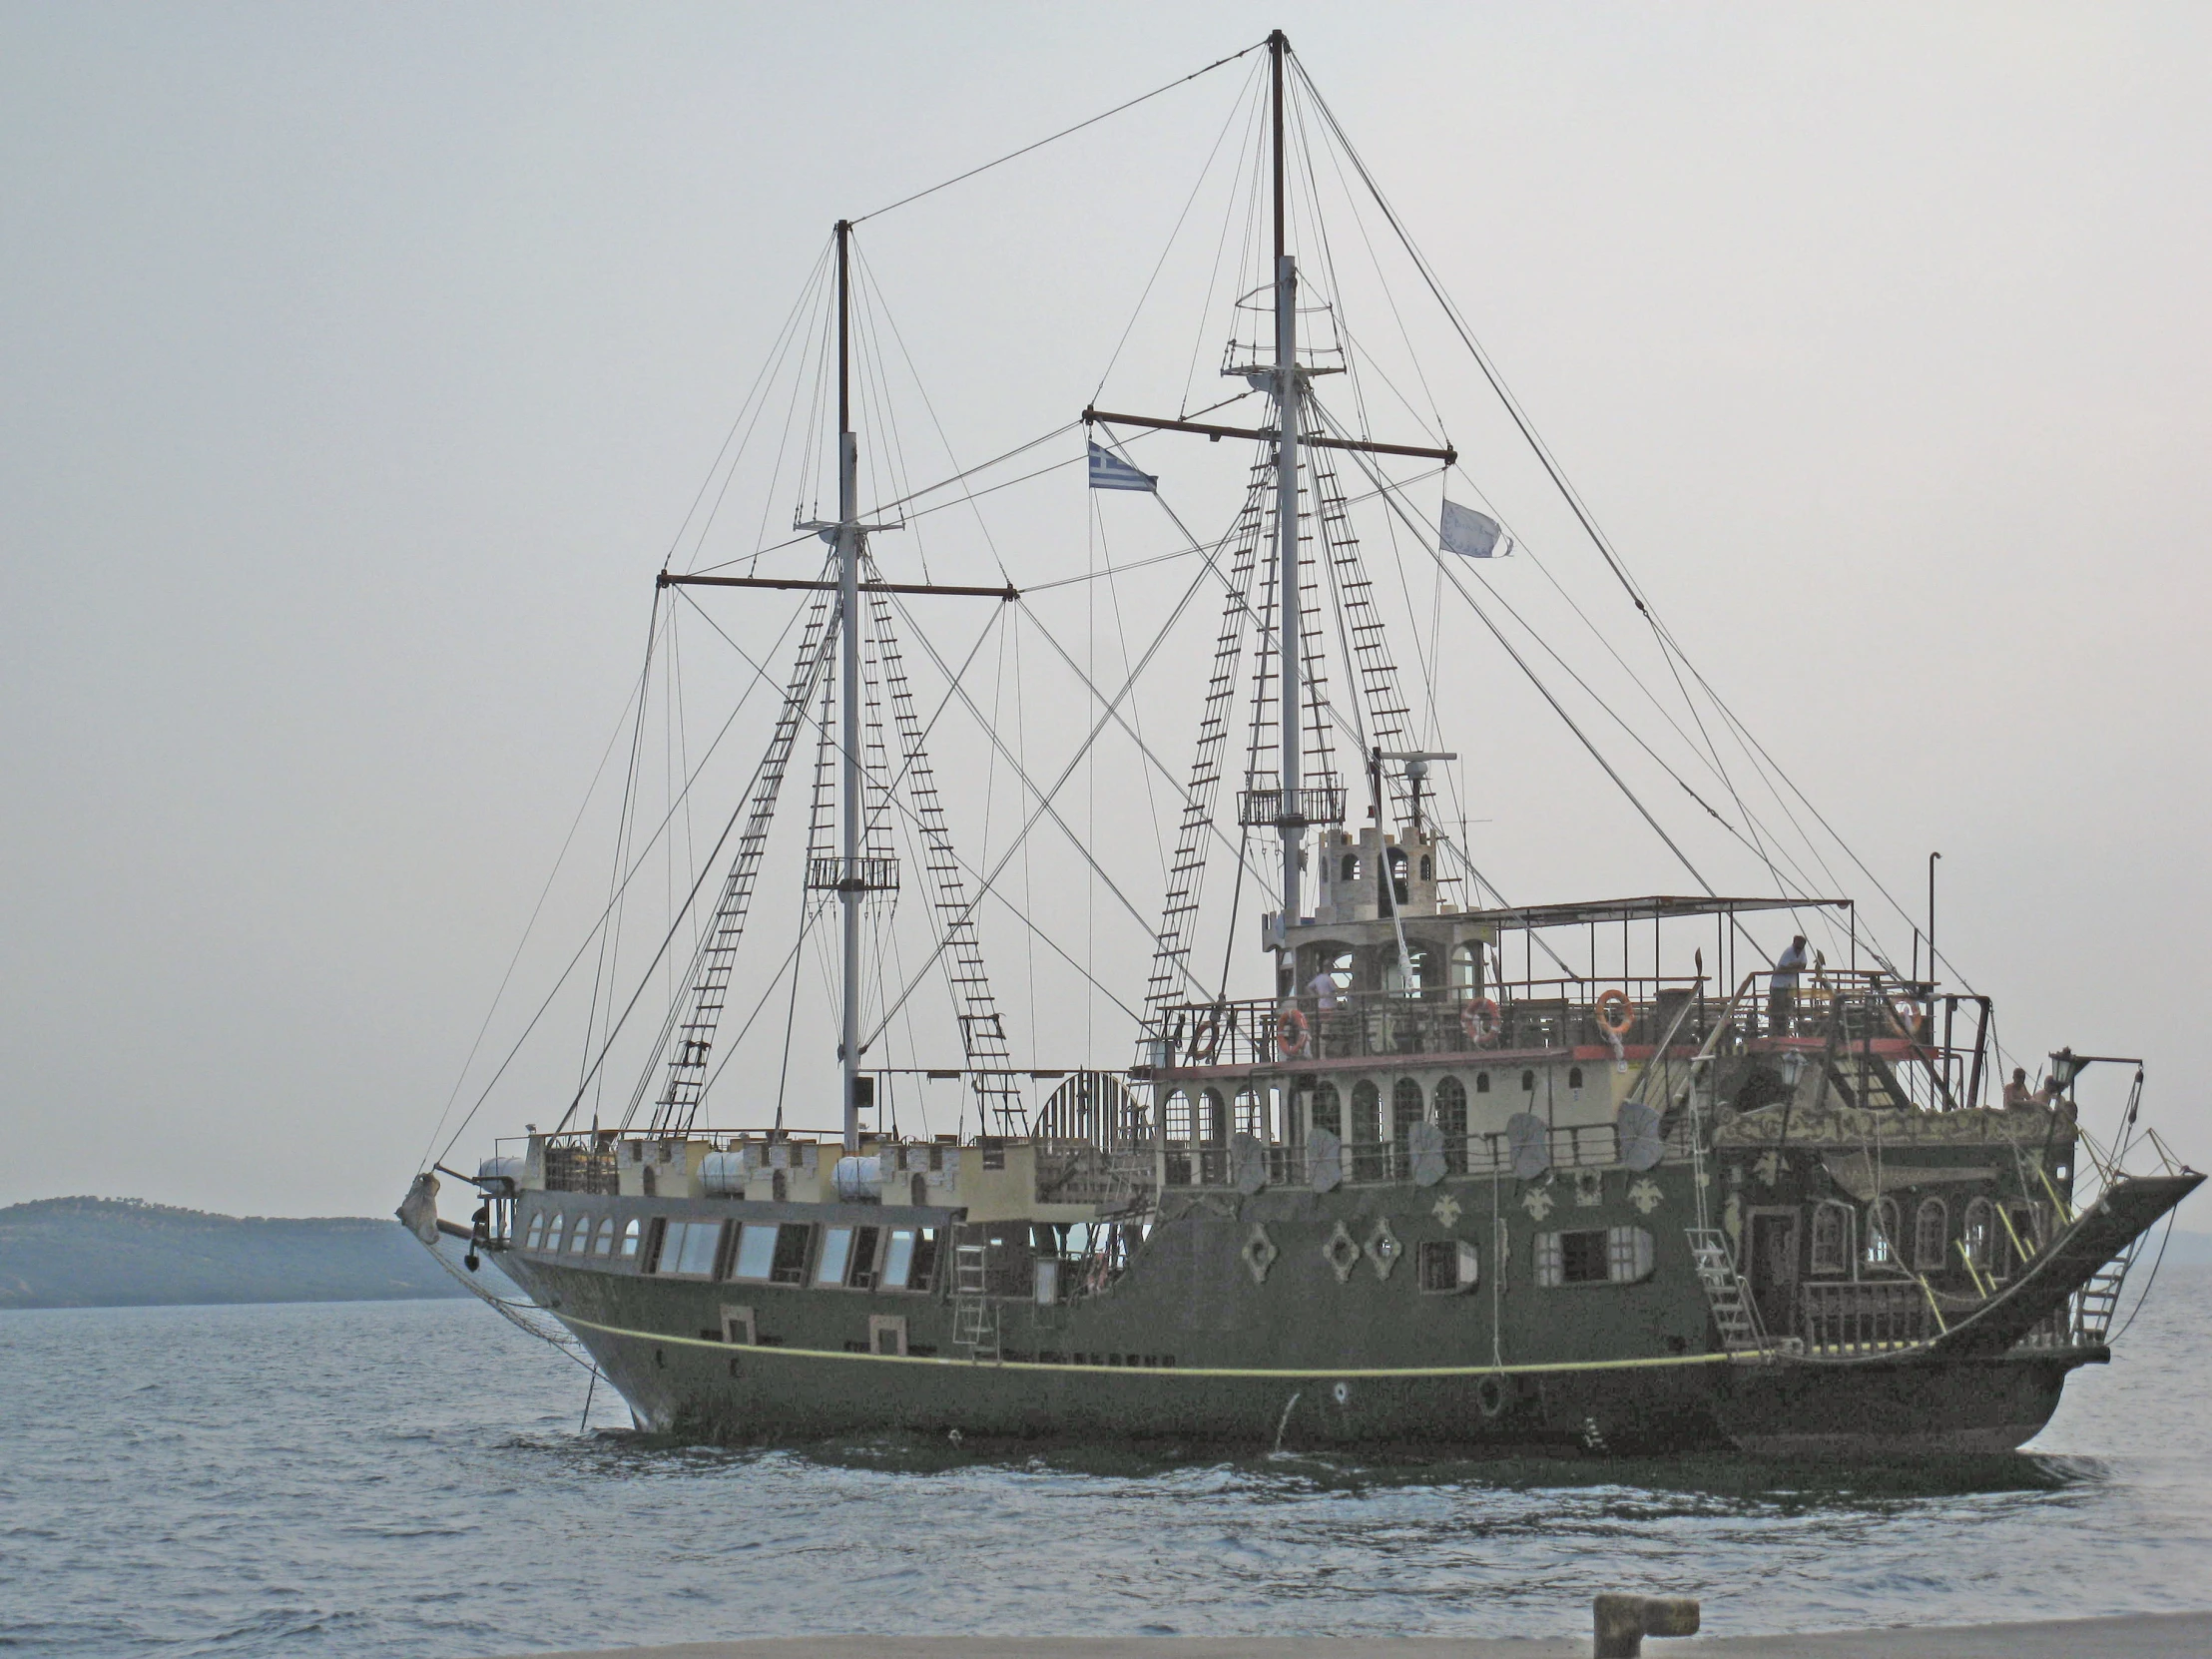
1440,498 -> 1508,559
1087,441 -> 1157,493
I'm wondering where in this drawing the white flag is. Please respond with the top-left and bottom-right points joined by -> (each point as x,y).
1441,498 -> 1508,559
1087,441 -> 1157,493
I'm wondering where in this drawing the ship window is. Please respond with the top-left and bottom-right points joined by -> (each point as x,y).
846,1225 -> 881,1290
1810,1203 -> 1852,1275
1567,1067 -> 1584,1091
1386,846 -> 1409,905
1866,1198 -> 1901,1266
1351,1081 -> 1382,1181
1201,1089 -> 1228,1145
545,1214 -> 566,1254
593,1217 -> 616,1256
1914,1198 -> 1948,1272
1474,1072 -> 1490,1094
620,1218 -> 641,1258
678,1219 -> 724,1277
1310,1082 -> 1342,1139
1418,1239 -> 1479,1294
1392,1077 -> 1424,1138
1163,1090 -> 1193,1142
730,1222 -> 779,1282
770,1223 -> 812,1284
1234,1087 -> 1265,1139
1963,1198 -> 1997,1273
880,1229 -> 916,1290
1433,1076 -> 1467,1176
1341,853 -> 1358,882
1450,942 -> 1480,992
568,1216 -> 591,1253
1520,1070 -> 1535,1092
1419,854 -> 1432,882
1535,1227 -> 1653,1287
524,1212 -> 545,1251
2006,1203 -> 2040,1262
816,1226 -> 854,1287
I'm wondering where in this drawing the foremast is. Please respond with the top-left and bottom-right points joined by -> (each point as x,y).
1269,28 -> 1304,959
833,219 -> 864,1154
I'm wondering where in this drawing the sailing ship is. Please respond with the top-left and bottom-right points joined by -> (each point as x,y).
401,32 -> 2198,1456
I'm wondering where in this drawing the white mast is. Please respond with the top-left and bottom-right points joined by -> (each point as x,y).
1271,30 -> 1303,958
834,218 -> 863,1154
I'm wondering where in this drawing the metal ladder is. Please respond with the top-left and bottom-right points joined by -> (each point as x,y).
951,1242 -> 999,1363
2074,1241 -> 2140,1346
1686,1228 -> 1771,1354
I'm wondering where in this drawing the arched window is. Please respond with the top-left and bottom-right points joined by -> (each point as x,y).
1433,1075 -> 1467,1175
1311,1082 -> 1342,1138
1164,1090 -> 1193,1142
1810,1203 -> 1852,1275
1234,1086 -> 1266,1139
1419,853 -> 1433,881
1201,1088 -> 1228,1144
1914,1197 -> 1947,1272
594,1217 -> 616,1256
1386,845 -> 1410,905
1449,942 -> 1481,993
1352,1080 -> 1382,1180
1567,1066 -> 1584,1091
1520,1069 -> 1536,1092
1963,1198 -> 1997,1273
1341,853 -> 1359,882
1474,1071 -> 1490,1094
545,1214 -> 566,1254
620,1218 -> 641,1258
1392,1076 -> 1425,1139
1865,1198 -> 1901,1267
568,1215 -> 592,1253
524,1211 -> 546,1251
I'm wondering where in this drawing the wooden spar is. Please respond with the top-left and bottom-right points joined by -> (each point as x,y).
659,572 -> 1018,600
1083,406 -> 1455,464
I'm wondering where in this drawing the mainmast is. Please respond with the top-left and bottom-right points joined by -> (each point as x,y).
1270,28 -> 1304,966
834,219 -> 863,1154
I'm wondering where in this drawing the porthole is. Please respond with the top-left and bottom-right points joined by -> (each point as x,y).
1331,1380 -> 1351,1406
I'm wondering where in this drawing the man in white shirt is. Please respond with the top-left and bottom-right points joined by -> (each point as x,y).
1767,935 -> 1808,1036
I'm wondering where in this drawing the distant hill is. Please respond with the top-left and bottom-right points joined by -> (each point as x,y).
0,1196 -> 472,1309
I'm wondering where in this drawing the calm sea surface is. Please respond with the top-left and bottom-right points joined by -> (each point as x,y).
3,1267 -> 2207,1657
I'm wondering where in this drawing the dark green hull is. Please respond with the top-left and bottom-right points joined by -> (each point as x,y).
496,1164 -> 2117,1456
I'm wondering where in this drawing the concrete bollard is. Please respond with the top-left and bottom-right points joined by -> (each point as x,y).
1593,1593 -> 1701,1658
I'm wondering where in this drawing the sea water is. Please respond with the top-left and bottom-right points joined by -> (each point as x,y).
2,1267 -> 2206,1657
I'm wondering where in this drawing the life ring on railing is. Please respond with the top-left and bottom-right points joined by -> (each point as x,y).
1596,988 -> 1636,1039
1460,997 -> 1501,1047
1275,1004 -> 1310,1058
1888,996 -> 1927,1041
1187,1009 -> 1222,1064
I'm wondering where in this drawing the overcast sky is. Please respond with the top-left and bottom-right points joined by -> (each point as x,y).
3,3 -> 2207,1219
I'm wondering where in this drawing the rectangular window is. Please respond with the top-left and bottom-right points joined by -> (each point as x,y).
847,1226 -> 880,1291
675,1219 -> 724,1278
816,1226 -> 853,1287
642,1217 -> 668,1273
1417,1239 -> 1478,1294
1561,1229 -> 1609,1284
731,1222 -> 779,1283
880,1229 -> 916,1290
1606,1226 -> 1655,1284
770,1224 -> 812,1285
909,1227 -> 940,1292
1536,1228 -> 1651,1287
720,1305 -> 756,1346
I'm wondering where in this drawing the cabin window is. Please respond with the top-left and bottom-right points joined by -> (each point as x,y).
1392,1077 -> 1424,1135
1341,853 -> 1358,882
1963,1198 -> 1997,1273
568,1216 -> 591,1253
1200,1089 -> 1228,1144
730,1222 -> 779,1282
1234,1087 -> 1266,1138
593,1217 -> 616,1256
1865,1198 -> 1901,1266
524,1212 -> 546,1251
545,1214 -> 566,1254
1914,1198 -> 1948,1272
1418,1239 -> 1479,1294
846,1226 -> 882,1291
1520,1070 -> 1535,1092
1164,1090 -> 1193,1142
1474,1072 -> 1490,1094
878,1227 -> 938,1292
770,1223 -> 813,1285
816,1227 -> 854,1287
1311,1082 -> 1342,1139
652,1219 -> 724,1278
1419,854 -> 1433,881
1386,845 -> 1409,905
1433,1076 -> 1467,1175
1567,1066 -> 1584,1091
1535,1227 -> 1654,1287
620,1218 -> 641,1258
1810,1203 -> 1852,1275
1351,1080 -> 1382,1181
1450,942 -> 1480,992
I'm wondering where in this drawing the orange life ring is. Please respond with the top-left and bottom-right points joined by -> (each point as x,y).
1596,988 -> 1636,1038
1187,1010 -> 1222,1064
1276,1005 -> 1310,1058
1460,997 -> 1501,1047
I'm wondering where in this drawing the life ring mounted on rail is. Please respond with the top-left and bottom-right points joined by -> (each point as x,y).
1595,988 -> 1636,1039
1460,996 -> 1501,1048
1187,1008 -> 1223,1064
1276,1004 -> 1311,1058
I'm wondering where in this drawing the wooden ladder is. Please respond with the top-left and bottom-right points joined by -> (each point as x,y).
1686,1228 -> 1771,1354
2073,1241 -> 2140,1346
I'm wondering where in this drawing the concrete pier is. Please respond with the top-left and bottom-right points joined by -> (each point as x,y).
488,1611 -> 2212,1659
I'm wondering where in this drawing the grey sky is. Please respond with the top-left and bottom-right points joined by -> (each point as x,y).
3,3 -> 2206,1218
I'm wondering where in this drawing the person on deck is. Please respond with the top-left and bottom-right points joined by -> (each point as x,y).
1307,967 -> 1342,1013
2004,1066 -> 2034,1108
1767,935 -> 1808,1036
